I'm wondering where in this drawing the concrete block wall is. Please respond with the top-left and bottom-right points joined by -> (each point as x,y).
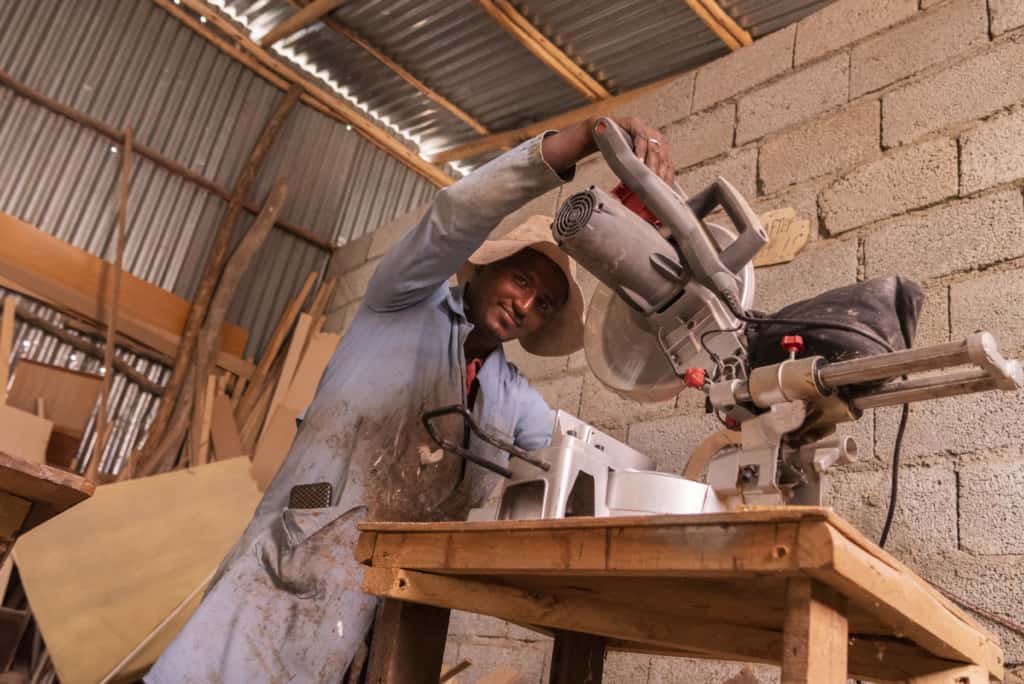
327,0 -> 1024,679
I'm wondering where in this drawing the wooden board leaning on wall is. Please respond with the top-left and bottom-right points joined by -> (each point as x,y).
0,212 -> 250,365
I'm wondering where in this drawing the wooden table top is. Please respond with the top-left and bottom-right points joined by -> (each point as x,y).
357,506 -> 1004,683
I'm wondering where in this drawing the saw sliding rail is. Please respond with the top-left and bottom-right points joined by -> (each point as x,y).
819,332 -> 1023,409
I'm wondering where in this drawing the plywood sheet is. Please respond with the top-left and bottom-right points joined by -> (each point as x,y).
13,458 -> 260,684
0,404 -> 51,465
8,360 -> 101,434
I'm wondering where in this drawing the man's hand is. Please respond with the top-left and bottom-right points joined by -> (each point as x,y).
541,116 -> 674,185
610,116 -> 674,186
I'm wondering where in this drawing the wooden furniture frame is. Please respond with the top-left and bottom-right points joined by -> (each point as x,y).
357,507 -> 1003,683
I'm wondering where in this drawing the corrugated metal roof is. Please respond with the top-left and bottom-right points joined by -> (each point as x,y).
217,0 -> 835,169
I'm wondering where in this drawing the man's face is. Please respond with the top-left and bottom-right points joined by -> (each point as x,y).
466,248 -> 569,345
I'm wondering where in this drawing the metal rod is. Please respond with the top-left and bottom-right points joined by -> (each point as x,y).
850,368 -> 997,410
421,404 -> 551,475
818,339 -> 972,389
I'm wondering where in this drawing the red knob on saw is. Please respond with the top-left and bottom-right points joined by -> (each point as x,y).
684,367 -> 706,388
781,335 -> 804,356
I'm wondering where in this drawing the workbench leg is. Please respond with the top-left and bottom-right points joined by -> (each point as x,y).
781,578 -> 848,684
365,598 -> 450,684
906,665 -> 990,683
548,629 -> 605,684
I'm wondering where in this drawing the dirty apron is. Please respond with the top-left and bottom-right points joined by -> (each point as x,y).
147,134 -> 569,683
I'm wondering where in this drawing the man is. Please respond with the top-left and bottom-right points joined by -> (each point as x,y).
148,116 -> 673,682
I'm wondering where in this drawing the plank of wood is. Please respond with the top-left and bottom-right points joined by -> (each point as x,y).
261,313 -> 312,438
476,0 -> 608,101
907,665 -> 989,683
429,75 -> 678,164
7,360 -> 101,435
806,523 -> 1003,680
282,331 -> 339,412
259,0 -> 347,47
210,392 -> 244,461
196,374 -> 217,466
250,406 -> 298,491
0,493 -> 30,541
781,578 -> 847,684
549,630 -> 605,684
364,598 -> 450,684
0,607 -> 30,672
0,298 -> 13,404
0,212 -> 248,356
236,272 -> 316,424
476,666 -> 519,684
0,451 -> 93,515
13,458 -> 260,684
0,405 -> 51,466
363,567 -> 785,665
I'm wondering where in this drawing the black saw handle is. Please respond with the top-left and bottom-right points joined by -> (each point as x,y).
421,404 -> 551,478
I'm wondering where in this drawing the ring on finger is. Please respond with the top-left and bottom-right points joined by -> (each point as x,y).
648,138 -> 661,146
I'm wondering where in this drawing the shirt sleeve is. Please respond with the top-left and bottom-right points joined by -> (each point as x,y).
364,133 -> 575,313
513,382 -> 556,451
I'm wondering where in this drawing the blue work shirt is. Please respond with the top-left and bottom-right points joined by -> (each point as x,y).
147,134 -> 572,683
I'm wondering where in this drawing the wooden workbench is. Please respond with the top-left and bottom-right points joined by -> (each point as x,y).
356,507 -> 1003,683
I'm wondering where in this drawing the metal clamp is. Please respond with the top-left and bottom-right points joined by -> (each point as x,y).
421,405 -> 551,479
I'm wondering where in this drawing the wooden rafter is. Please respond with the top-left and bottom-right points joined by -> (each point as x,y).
156,0 -> 453,186
258,0 -> 347,47
291,0 -> 491,136
684,0 -> 752,51
430,74 -> 678,164
477,0 -> 610,102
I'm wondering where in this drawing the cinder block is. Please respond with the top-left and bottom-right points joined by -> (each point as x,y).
579,372 -> 677,430
334,257 -> 380,305
649,657 -> 779,684
676,146 -> 758,200
367,204 -> 426,259
692,25 -> 796,112
737,53 -> 849,145
752,237 -> 859,313
533,375 -> 583,416
754,180 -> 825,238
820,137 -> 957,235
960,460 -> 1024,554
448,610 -> 509,638
603,652 -> 652,683
913,552 -> 1024,662
915,283 -> 949,347
961,105 -> 1024,194
850,0 -> 988,97
882,38 -> 1024,148
950,268 -> 1024,355
828,465 -> 958,557
794,0 -> 918,65
874,390 -> 1024,463
627,412 -> 722,475
665,102 -> 736,171
759,99 -> 879,194
456,637 -> 550,683
614,72 -> 695,130
504,340 -> 569,381
991,0 -> 1024,35
863,190 -> 1024,282
328,233 -> 372,275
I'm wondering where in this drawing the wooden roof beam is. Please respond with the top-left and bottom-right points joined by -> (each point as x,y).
258,0 -> 347,47
429,75 -> 678,164
683,0 -> 752,51
476,0 -> 610,102
157,0 -> 453,186
291,0 -> 491,136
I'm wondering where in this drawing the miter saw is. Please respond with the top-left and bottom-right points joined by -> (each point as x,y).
423,117 -> 1024,521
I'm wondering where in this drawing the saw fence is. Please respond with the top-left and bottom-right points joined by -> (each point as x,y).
357,507 -> 1004,684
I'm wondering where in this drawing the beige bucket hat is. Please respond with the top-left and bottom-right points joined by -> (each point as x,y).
457,215 -> 585,357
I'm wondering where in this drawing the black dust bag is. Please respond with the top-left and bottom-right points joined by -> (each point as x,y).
747,275 -> 925,369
